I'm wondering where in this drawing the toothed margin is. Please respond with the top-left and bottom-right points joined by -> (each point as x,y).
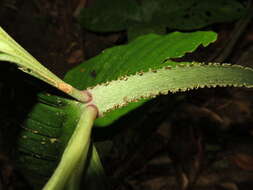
86,63 -> 253,90
86,63 -> 253,116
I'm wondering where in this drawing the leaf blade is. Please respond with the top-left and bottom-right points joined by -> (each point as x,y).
64,31 -> 217,89
79,0 -> 246,32
87,62 -> 253,115
64,31 -> 217,126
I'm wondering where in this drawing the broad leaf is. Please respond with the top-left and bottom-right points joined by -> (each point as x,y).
17,94 -> 84,189
79,0 -> 141,32
64,31 -> 217,126
140,0 -> 246,30
17,94 -> 106,189
79,0 -> 245,33
128,24 -> 166,41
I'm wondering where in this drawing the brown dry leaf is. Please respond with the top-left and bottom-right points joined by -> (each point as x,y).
67,49 -> 84,64
230,153 -> 253,171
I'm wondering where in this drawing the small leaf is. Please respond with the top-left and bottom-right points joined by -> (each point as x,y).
64,31 -> 217,126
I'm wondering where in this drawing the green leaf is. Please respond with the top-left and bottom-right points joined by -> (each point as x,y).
87,62 -> 253,116
0,27 -> 90,102
82,145 -> 107,190
64,31 -> 217,126
94,101 -> 144,126
17,94 -> 105,189
43,105 -> 97,190
128,24 -> 166,41
79,0 -> 141,32
141,0 -> 246,30
79,0 -> 246,32
17,94 -> 84,189
64,31 -> 217,89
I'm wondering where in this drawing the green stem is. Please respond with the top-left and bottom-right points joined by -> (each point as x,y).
66,146 -> 88,190
66,144 -> 107,190
43,105 -> 98,190
0,27 -> 90,103
69,88 -> 92,103
83,145 -> 107,190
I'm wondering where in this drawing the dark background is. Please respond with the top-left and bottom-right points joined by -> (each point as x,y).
1,0 -> 253,189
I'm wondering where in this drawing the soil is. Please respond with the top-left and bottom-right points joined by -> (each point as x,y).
1,0 -> 253,190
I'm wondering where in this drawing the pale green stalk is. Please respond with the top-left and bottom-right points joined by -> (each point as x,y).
65,145 -> 88,190
0,27 -> 90,102
43,105 -> 98,190
83,145 -> 107,190
65,144 -> 106,190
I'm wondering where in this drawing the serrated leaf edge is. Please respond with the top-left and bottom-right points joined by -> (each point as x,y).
87,62 -> 253,116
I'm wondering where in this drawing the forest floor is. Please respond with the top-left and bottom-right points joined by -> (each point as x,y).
1,0 -> 253,190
